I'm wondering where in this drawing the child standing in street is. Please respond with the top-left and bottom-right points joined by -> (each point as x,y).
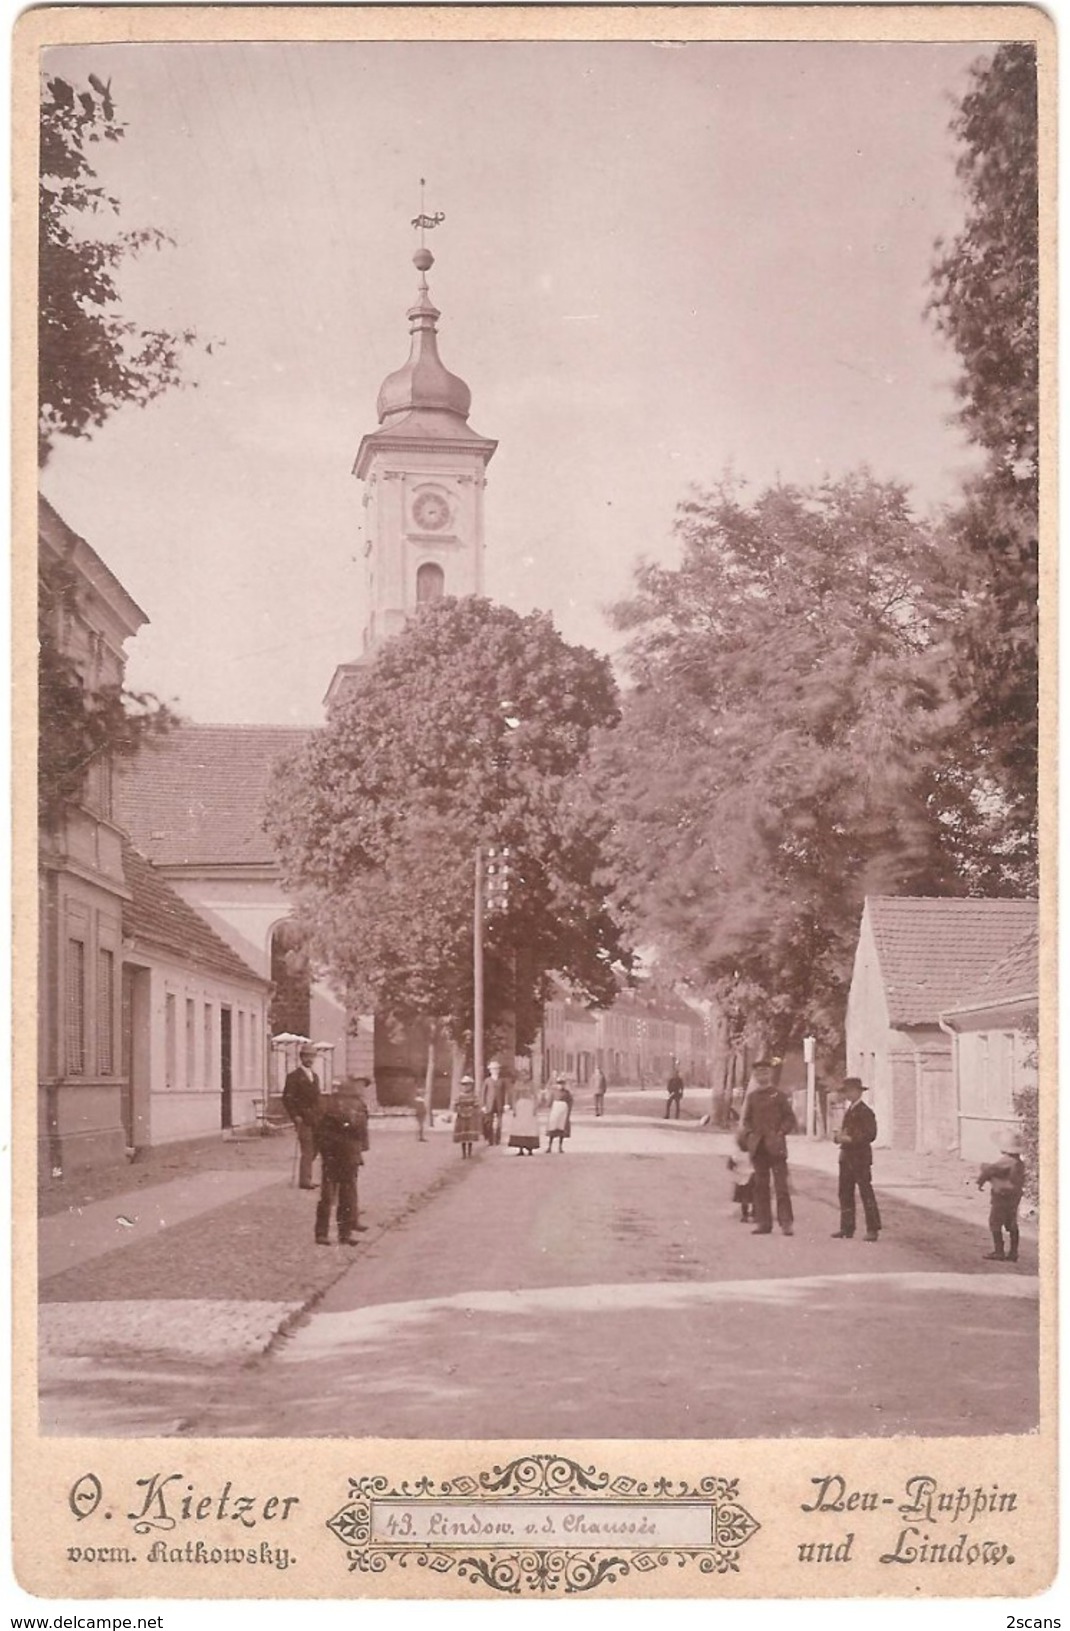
453,1077 -> 481,1159
726,1153 -> 754,1222
977,1132 -> 1026,1262
414,1089 -> 428,1142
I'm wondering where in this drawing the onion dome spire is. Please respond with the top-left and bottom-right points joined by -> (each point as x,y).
376,187 -> 472,427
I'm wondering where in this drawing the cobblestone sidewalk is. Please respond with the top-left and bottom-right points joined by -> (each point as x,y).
38,1121 -> 470,1376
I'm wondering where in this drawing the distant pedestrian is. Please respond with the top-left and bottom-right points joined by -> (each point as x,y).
738,1060 -> 796,1236
726,1153 -> 755,1222
453,1076 -> 481,1159
556,1073 -> 574,1136
508,1087 -> 541,1155
482,1060 -> 505,1145
546,1083 -> 570,1153
831,1078 -> 881,1242
314,1078 -> 370,1244
978,1133 -> 1026,1262
282,1043 -> 322,1190
592,1065 -> 607,1117
414,1089 -> 428,1142
665,1067 -> 684,1120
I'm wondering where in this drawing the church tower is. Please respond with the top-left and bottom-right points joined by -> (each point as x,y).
326,233 -> 497,707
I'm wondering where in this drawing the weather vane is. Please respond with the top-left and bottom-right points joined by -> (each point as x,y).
411,178 -> 445,245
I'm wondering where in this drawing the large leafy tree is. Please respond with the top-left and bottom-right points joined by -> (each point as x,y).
265,596 -> 630,1054
601,473 -> 963,1058
39,74 -> 198,465
927,43 -> 1039,873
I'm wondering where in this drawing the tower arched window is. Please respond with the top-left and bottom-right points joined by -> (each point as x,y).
416,562 -> 445,604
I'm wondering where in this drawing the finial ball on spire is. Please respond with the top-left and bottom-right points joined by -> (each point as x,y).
413,247 -> 434,272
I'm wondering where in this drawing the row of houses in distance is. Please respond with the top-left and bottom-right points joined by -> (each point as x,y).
534,981 -> 721,1090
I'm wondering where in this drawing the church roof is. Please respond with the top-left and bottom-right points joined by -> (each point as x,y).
122,842 -> 268,986
864,896 -> 1038,1026
117,724 -> 310,868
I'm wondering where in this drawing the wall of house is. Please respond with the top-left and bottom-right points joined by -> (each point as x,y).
844,914 -> 894,1146
133,958 -> 269,1145
161,870 -> 348,1062
38,824 -> 128,1176
952,1015 -> 1035,1162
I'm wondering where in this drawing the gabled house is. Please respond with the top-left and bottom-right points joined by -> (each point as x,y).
121,844 -> 270,1146
845,896 -> 1038,1155
939,929 -> 1039,1163
116,724 -> 366,1089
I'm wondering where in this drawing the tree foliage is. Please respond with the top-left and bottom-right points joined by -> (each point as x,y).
928,43 -> 1039,867
265,596 -> 631,1052
39,74 -> 199,465
38,552 -> 177,829
601,473 -> 964,1057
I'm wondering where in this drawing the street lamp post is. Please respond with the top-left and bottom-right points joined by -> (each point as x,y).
472,701 -> 521,1094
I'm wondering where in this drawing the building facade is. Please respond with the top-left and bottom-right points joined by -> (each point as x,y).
38,499 -> 271,1175
940,929 -> 1039,1163
845,896 -> 1038,1155
38,497 -> 148,1173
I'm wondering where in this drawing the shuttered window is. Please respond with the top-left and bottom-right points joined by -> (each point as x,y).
97,948 -> 114,1074
65,940 -> 86,1075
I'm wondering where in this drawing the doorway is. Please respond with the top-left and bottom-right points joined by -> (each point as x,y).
120,965 -> 151,1148
220,1006 -> 233,1129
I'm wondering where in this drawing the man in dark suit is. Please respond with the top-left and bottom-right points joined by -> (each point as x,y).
282,1044 -> 322,1189
314,1079 -> 371,1244
482,1060 -> 505,1145
833,1077 -> 881,1242
665,1066 -> 685,1119
739,1060 -> 796,1235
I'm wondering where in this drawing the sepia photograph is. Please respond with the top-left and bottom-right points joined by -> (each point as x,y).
15,3 -> 1053,1604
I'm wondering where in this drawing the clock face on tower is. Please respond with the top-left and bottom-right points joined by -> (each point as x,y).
412,489 -> 450,532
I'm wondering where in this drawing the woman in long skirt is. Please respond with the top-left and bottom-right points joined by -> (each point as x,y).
546,1087 -> 570,1153
453,1077 -> 482,1159
508,1090 -> 541,1155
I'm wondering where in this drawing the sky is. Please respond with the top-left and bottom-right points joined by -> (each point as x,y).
38,37 -> 991,725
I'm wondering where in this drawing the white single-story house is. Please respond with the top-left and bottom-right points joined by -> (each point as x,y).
845,896 -> 1038,1154
939,929 -> 1039,1163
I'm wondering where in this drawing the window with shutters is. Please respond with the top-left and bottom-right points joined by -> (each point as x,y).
65,939 -> 86,1075
186,999 -> 196,1087
97,948 -> 114,1074
165,993 -> 177,1089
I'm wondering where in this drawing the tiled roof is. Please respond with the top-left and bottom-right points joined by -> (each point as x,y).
867,896 -> 1039,1026
943,928 -> 1040,1015
117,725 -> 311,866
122,844 -> 267,987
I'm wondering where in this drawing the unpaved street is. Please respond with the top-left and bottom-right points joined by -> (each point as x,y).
177,1119 -> 1038,1440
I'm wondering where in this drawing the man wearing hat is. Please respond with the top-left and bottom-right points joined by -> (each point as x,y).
833,1077 -> 881,1242
738,1060 -> 797,1235
482,1059 -> 507,1145
314,1078 -> 370,1244
282,1043 -> 322,1189
977,1132 -> 1026,1262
